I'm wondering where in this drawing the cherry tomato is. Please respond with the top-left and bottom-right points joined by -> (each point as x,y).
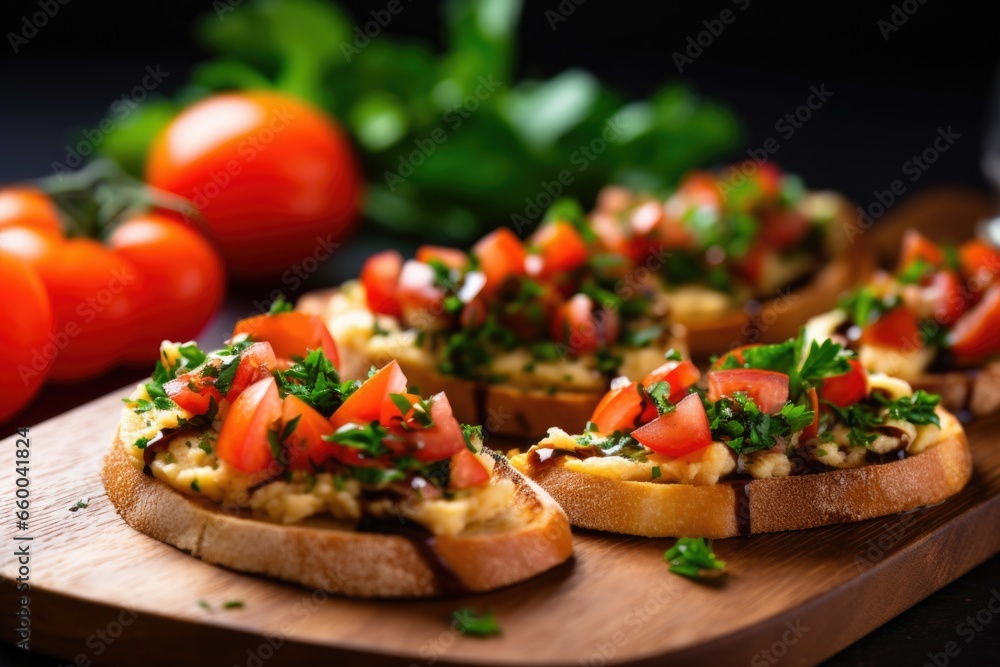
416,245 -> 468,270
631,394 -> 712,457
407,393 -> 466,462
760,209 -> 810,250
330,360 -> 408,429
707,369 -> 790,414
641,359 -> 701,402
397,260 -> 447,327
801,388 -> 820,441
0,187 -> 62,233
216,376 -> 282,474
472,228 -> 526,295
109,212 -> 225,362
929,270 -> 967,327
591,381 -> 645,433
950,284 -> 1000,364
233,311 -> 338,366
361,249 -> 403,318
281,395 -> 336,470
147,91 -> 362,279
959,240 -> 1000,284
550,293 -> 619,356
712,344 -> 761,369
819,359 -> 867,408
164,371 -> 223,415
226,342 -> 277,402
861,306 -> 921,350
899,230 -> 943,271
449,448 -> 490,489
0,252 -> 53,421
527,221 -> 588,279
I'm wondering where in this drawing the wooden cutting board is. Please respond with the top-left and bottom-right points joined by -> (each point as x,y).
1,383 -> 999,667
2,188 -> 998,666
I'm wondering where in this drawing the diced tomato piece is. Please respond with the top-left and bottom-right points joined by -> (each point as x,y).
590,212 -> 629,256
225,342 -> 277,402
678,171 -> 722,208
164,371 -> 223,415
707,369 -> 790,414
281,395 -> 336,470
819,359 -> 867,408
861,306 -> 921,350
712,344 -> 761,369
760,209 -> 810,250
959,240 -> 1000,285
591,381 -> 645,433
930,270 -> 968,327
950,284 -> 1000,364
407,393 -> 466,462
379,391 -> 422,428
801,388 -> 820,441
398,259 -> 447,326
233,312 -> 338,367
472,227 -> 526,295
752,162 -> 783,202
361,250 -> 403,318
527,220 -> 588,278
449,448 -> 490,489
550,293 -> 619,356
416,245 -> 468,270
216,376 -> 282,474
329,360 -> 408,429
631,394 -> 712,457
899,230 -> 943,271
642,359 -> 701,403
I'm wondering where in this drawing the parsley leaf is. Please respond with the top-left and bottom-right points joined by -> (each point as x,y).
664,537 -> 727,578
451,608 -> 501,637
875,390 -> 940,427
275,349 -> 352,417
645,381 -> 674,416
268,296 -> 294,314
461,424 -> 483,452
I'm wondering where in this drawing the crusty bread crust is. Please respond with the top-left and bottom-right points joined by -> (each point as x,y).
102,430 -> 573,598
909,361 -> 1000,417
510,410 -> 971,538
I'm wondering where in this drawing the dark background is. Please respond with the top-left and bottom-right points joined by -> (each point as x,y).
2,1 -> 999,666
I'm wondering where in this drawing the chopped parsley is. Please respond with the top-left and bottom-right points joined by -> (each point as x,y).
275,349 -> 354,417
664,537 -> 727,579
651,466 -> 661,480
134,437 -> 150,450
222,600 -> 245,609
268,295 -> 294,314
190,479 -> 201,493
461,424 -> 483,451
451,608 -> 501,637
706,393 -> 814,455
68,497 -> 90,512
645,381 -> 674,416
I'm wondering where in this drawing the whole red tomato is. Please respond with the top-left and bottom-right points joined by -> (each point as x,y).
0,251 -> 53,421
146,91 -> 362,279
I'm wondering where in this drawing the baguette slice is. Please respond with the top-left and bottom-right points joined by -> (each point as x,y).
908,361 -> 1000,418
103,430 -> 573,598
509,410 -> 971,538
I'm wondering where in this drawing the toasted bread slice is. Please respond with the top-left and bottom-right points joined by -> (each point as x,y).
908,361 -> 1000,417
509,410 -> 971,538
103,430 -> 573,598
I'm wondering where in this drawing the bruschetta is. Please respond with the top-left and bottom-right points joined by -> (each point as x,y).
510,331 -> 971,538
102,305 -> 572,598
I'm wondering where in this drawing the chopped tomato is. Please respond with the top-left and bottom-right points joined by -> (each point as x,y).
678,171 -> 722,209
760,209 -> 810,250
164,371 -> 223,415
472,227 -> 526,295
707,369 -> 790,414
819,359 -> 867,408
407,393 -> 466,461
329,360 -> 408,429
416,245 -> 468,270
899,230 -> 943,271
712,344 -> 761,369
281,395 -> 336,470
216,376 -> 282,474
397,259 -> 447,324
959,240 -> 1000,285
861,306 -> 921,350
801,388 -> 820,441
930,270 -> 968,327
379,391 -> 422,428
527,220 -> 588,278
225,342 -> 277,402
591,381 -> 644,433
449,448 -> 490,489
950,284 -> 1000,364
631,394 -> 712,457
361,250 -> 403,318
739,243 -> 775,287
233,312 -> 338,367
590,212 -> 629,256
641,359 -> 701,402
550,293 -> 619,356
